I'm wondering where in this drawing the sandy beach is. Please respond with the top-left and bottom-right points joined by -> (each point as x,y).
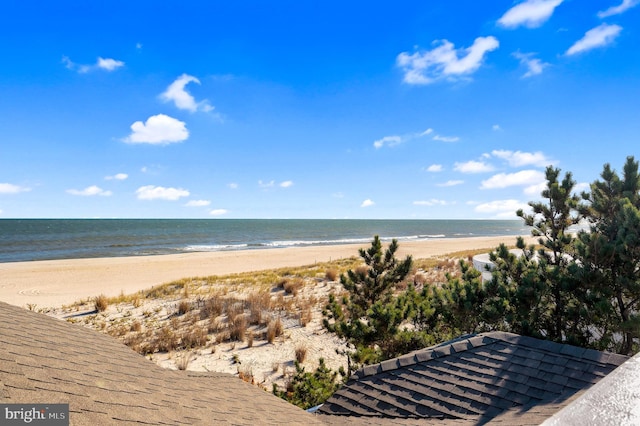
0,235 -> 527,309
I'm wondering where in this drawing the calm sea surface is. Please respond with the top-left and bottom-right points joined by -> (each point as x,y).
0,219 -> 528,263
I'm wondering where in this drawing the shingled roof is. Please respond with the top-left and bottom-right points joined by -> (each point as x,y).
317,331 -> 628,425
0,301 -> 324,425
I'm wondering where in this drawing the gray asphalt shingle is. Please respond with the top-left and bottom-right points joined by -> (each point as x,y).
318,331 -> 628,424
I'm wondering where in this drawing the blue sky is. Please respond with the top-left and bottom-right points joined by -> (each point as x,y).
1,0 -> 639,219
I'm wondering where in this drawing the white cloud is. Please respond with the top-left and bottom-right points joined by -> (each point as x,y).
136,185 -> 190,201
374,128 -> 434,149
258,180 -> 275,188
454,161 -> 495,173
396,36 -> 499,85
474,199 -> 529,218
524,181 -> 547,195
185,200 -> 211,207
160,74 -> 213,113
63,56 -> 124,73
433,135 -> 460,143
498,0 -> 563,29
426,164 -> 443,172
228,183 -> 239,189
280,181 -> 294,188
97,57 -> 125,71
124,114 -> 189,145
491,149 -> 552,167
374,136 -> 402,149
414,199 -> 449,206
566,24 -> 622,56
492,124 -> 502,131
598,0 -> 639,18
361,199 -> 375,208
67,185 -> 112,197
0,183 -> 30,194
480,170 -> 545,189
574,182 -> 590,194
105,173 -> 128,181
512,51 -> 549,77
210,209 -> 228,216
436,180 -> 464,187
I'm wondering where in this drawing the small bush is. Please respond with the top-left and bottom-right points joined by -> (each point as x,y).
299,305 -> 313,327
94,295 -> 108,312
325,268 -> 338,281
413,272 -> 428,286
229,314 -> 247,341
283,278 -> 304,296
295,344 -> 307,363
132,295 -> 142,308
130,320 -> 142,332
267,317 -> 284,343
177,300 -> 191,316
247,291 -> 271,325
226,300 -> 245,320
181,326 -> 208,349
200,294 -> 225,320
215,331 -> 230,344
155,326 -> 179,352
176,352 -> 193,371
124,331 -> 150,354
208,316 -> 224,333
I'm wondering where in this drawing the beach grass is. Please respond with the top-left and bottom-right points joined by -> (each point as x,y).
57,244 -> 515,391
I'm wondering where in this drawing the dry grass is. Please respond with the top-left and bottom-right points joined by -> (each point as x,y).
94,294 -> 108,312
63,250 -> 498,394
247,291 -> 271,325
176,351 -> 193,371
295,344 -> 308,363
229,314 -> 247,341
267,317 -> 283,343
283,278 -> 304,296
181,325 -> 208,349
325,268 -> 339,281
200,294 -> 225,319
177,299 -> 191,315
154,326 -> 179,352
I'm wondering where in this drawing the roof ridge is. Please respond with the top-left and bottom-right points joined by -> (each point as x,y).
478,331 -> 629,366
352,333 -> 499,380
351,331 -> 628,381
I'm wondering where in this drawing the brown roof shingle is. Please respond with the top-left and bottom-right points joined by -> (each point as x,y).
0,301 -> 326,425
317,332 -> 628,424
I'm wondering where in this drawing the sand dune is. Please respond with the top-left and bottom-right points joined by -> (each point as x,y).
0,235 -> 528,308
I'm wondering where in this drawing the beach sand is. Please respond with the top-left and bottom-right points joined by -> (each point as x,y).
0,235 -> 527,309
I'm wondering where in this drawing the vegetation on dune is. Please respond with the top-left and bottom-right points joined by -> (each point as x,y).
272,358 -> 345,410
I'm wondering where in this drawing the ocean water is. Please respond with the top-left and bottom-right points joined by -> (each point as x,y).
0,219 -> 528,263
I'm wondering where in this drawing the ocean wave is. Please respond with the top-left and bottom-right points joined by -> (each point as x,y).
183,234 -> 450,253
264,238 -> 373,248
183,244 -> 249,252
